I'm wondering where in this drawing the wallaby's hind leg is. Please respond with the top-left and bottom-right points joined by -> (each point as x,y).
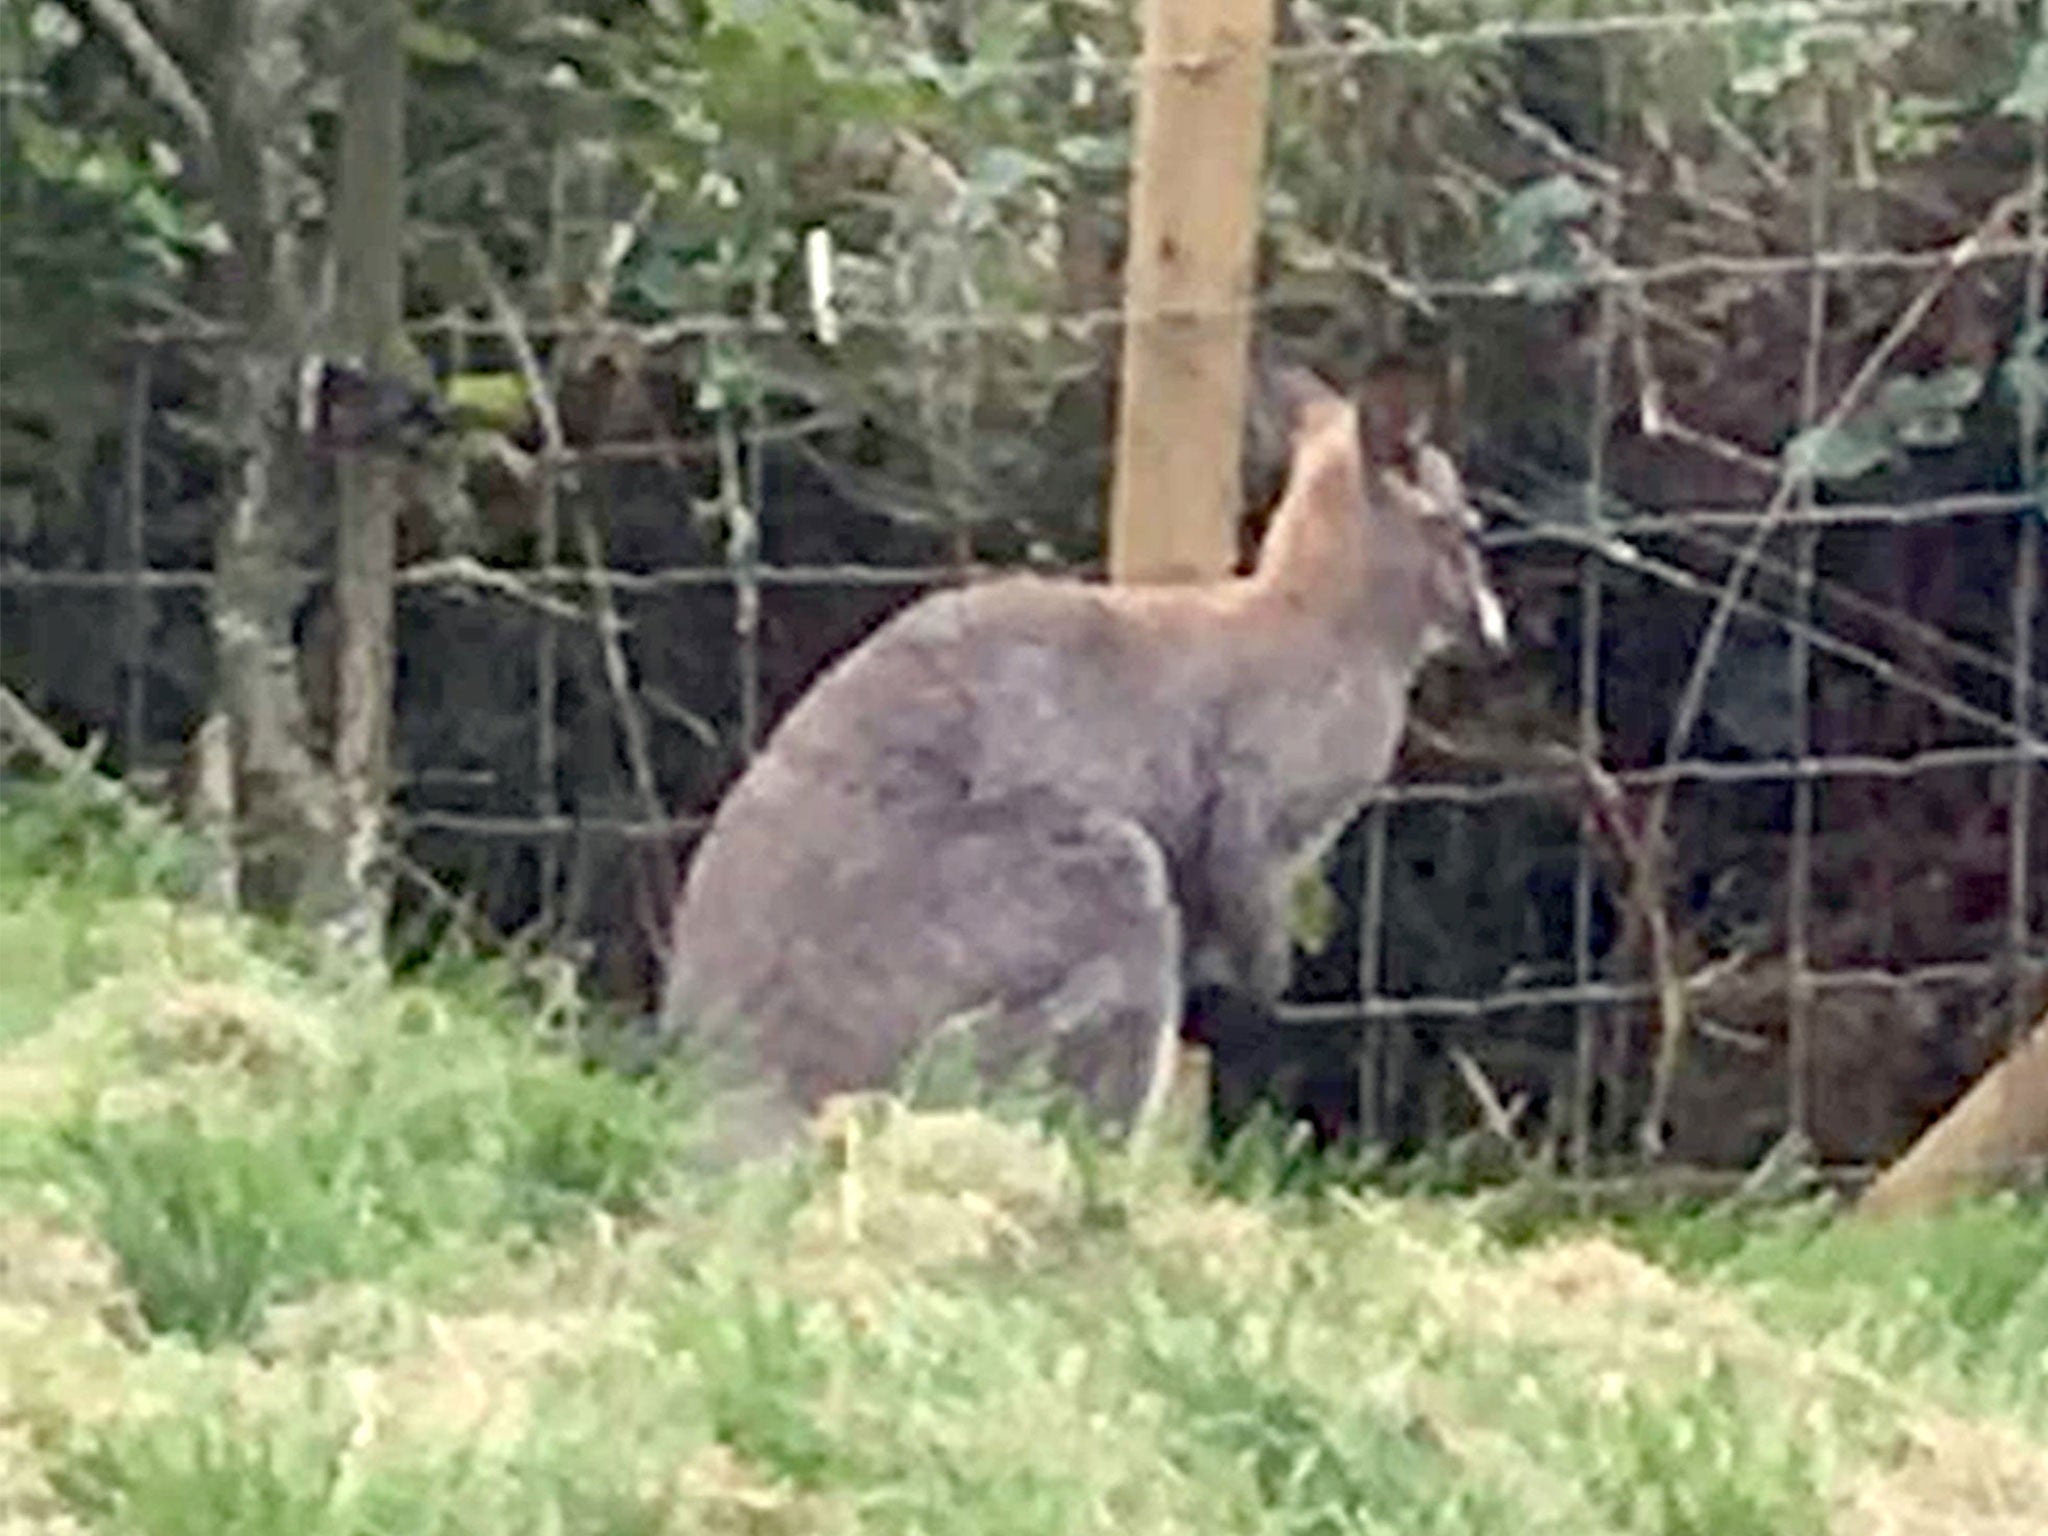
678,791 -> 1186,1143
851,795 -> 1185,1138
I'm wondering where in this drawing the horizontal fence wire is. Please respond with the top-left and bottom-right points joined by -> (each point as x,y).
1280,955 -> 2047,1030
365,743 -> 2038,830
116,232 -> 2048,351
3,490 -> 2039,575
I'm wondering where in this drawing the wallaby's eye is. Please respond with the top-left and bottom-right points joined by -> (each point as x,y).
1366,431 -> 1417,478
1354,368 -> 1433,476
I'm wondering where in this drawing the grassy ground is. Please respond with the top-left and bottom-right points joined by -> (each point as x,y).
2,775 -> 2047,1534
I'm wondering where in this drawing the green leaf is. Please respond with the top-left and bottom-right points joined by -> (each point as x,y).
1877,94 -> 1967,161
968,146 -> 1051,199
29,4 -> 83,52
444,372 -> 530,431
1287,865 -> 1340,958
627,248 -> 694,311
1786,365 -> 1986,481
1485,175 -> 1598,299
129,184 -> 193,247
2001,354 -> 2048,414
1873,367 -> 1982,453
1891,410 -> 1966,450
403,22 -> 485,68
1493,174 -> 1596,260
1876,365 -> 1982,420
1056,133 -> 1128,174
2002,40 -> 2048,122
1785,416 -> 1893,483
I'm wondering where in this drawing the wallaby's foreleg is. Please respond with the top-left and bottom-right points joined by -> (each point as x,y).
1185,791 -> 1295,1004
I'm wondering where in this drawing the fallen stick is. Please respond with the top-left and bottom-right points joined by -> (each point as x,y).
0,681 -> 225,897
0,680 -> 106,781
1857,1003 -> 2048,1219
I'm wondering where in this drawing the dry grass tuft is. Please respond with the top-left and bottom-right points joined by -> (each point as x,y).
781,1099 -> 1085,1302
130,981 -> 336,1079
1835,1411 -> 2048,1536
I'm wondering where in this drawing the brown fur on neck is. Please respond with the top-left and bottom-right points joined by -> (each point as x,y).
1095,397 -> 1384,643
1242,401 -> 1373,610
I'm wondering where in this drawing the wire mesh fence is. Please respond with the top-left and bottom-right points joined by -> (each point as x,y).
1,0 -> 2043,1182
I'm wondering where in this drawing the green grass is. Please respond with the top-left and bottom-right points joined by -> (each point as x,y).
40,977 -> 695,1346
1604,1192 -> 2048,1428
5,771 -> 2048,1534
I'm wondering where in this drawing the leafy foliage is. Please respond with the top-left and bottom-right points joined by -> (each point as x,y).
1786,365 -> 1987,484
0,4 -> 216,544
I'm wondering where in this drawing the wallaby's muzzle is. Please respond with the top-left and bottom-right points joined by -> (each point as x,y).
1424,500 -> 1510,659
1465,545 -> 1511,654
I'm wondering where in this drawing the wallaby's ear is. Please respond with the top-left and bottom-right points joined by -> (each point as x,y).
1247,342 -> 1344,441
1266,363 -> 1344,425
1353,358 -> 1436,476
1240,348 -> 1350,571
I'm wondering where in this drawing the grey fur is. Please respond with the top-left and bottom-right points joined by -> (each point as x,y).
660,364 -> 1507,1155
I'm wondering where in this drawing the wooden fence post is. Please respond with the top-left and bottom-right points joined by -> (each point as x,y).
1108,0 -> 1277,585
1109,0 -> 1277,1146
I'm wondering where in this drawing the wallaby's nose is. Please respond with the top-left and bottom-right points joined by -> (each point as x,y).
1459,538 -> 1510,654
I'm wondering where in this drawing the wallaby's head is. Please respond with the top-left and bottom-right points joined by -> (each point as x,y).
1353,357 -> 1508,658
1255,355 -> 1508,660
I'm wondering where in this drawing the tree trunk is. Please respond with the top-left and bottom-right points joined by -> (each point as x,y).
204,0 -> 352,930
210,341 -> 349,924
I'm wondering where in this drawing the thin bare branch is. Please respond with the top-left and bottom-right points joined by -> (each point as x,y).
0,680 -> 163,841
1410,718 -> 1687,1159
1496,433 -> 2044,714
397,555 -> 588,623
1646,187 -> 2035,851
462,237 -> 666,826
71,0 -> 213,159
0,680 -> 104,781
1491,498 -> 2047,754
1449,1047 -> 1529,1146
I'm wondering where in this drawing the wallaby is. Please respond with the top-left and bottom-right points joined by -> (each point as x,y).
659,354 -> 1508,1157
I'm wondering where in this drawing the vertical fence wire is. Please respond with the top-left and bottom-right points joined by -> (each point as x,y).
121,344 -> 153,774
1786,93 -> 1833,1144
0,47 -> 16,707
742,272 -> 776,762
1571,172 -> 1625,1183
1357,800 -> 1391,1144
533,149 -> 570,935
723,376 -> 763,766
2016,500 -> 2043,1032
446,307 -> 469,554
2016,37 -> 2048,1040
